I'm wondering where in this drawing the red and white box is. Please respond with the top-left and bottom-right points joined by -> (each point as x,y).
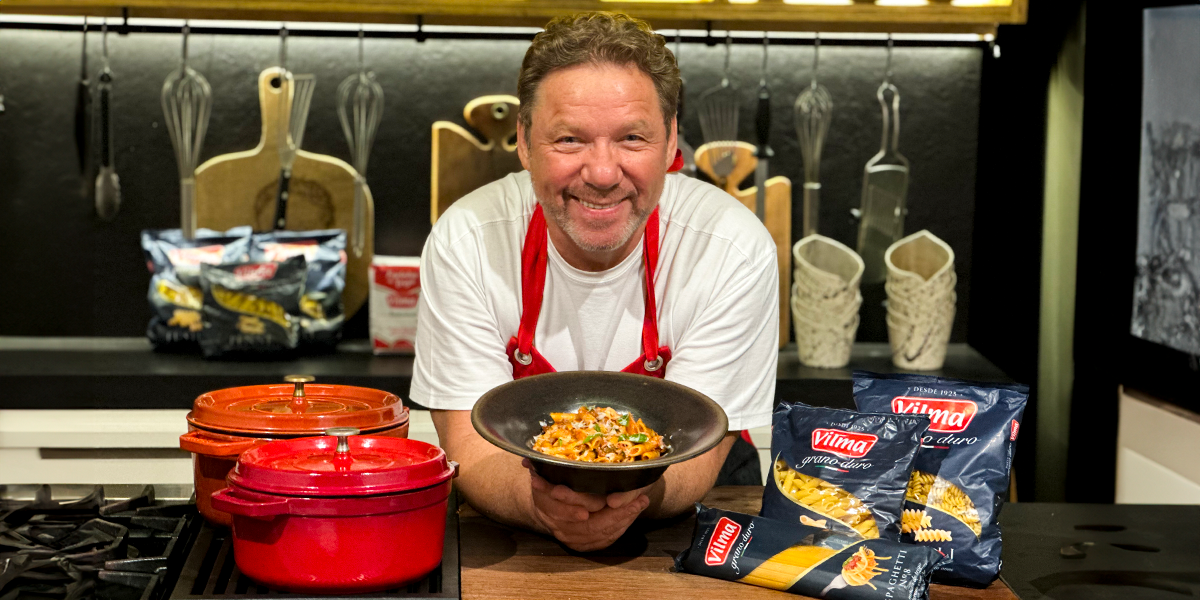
370,256 -> 421,355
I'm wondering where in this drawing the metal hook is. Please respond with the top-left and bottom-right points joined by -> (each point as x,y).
760,31 -> 769,86
358,25 -> 365,74
415,15 -> 426,43
101,20 -> 109,64
811,32 -> 820,87
181,21 -> 190,69
705,21 -> 715,47
675,30 -> 681,60
723,31 -> 732,76
885,33 -> 894,85
279,24 -> 288,72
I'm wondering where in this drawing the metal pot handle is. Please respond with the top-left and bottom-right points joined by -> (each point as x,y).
210,487 -> 290,520
179,430 -> 262,456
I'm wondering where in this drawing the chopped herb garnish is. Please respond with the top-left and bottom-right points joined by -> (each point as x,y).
627,433 -> 649,444
594,424 -> 603,433
618,414 -> 630,426
584,433 -> 601,443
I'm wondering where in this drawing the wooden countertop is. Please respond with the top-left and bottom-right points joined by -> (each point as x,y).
458,485 -> 1018,600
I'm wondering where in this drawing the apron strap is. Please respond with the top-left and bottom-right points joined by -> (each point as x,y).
516,204 -> 663,365
640,209 -> 662,367
516,205 -> 549,358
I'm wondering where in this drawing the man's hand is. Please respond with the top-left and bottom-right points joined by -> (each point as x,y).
523,459 -> 651,552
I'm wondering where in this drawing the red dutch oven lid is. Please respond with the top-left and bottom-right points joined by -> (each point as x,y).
187,375 -> 407,436
227,428 -> 456,497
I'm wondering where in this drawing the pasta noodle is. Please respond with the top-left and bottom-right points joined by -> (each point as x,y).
773,459 -> 879,539
900,508 -> 931,534
531,406 -> 666,463
741,545 -> 839,590
906,470 -> 982,536
913,529 -> 953,542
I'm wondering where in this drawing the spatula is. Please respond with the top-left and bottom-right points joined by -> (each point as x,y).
856,38 -> 909,284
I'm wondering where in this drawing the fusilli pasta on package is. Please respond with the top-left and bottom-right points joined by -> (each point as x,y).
853,371 -> 1029,588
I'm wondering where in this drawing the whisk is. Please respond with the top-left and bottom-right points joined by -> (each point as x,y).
794,33 -> 833,237
162,21 -> 212,240
698,33 -> 740,180
273,26 -> 317,231
337,27 -> 384,258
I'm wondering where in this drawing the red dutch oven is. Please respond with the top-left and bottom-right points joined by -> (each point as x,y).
211,428 -> 457,594
180,375 -> 410,526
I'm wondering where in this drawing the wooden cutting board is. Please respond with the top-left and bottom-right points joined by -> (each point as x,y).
193,67 -> 373,318
431,95 -> 523,224
696,143 -> 792,349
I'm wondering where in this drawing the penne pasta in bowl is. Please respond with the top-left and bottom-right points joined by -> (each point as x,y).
471,372 -> 729,495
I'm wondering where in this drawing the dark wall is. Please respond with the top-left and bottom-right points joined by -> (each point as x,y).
1067,0 -> 1200,504
0,25 -> 981,343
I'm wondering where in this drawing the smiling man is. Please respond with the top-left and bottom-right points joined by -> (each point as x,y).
411,12 -> 778,552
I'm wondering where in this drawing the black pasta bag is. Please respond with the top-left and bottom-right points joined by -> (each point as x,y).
141,227 -> 252,350
198,255 -> 306,358
852,371 -> 1029,588
675,504 -> 945,600
762,402 -> 929,542
249,230 -> 346,350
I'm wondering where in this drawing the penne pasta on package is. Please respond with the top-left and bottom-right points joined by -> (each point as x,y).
675,505 -> 945,600
761,402 -> 929,542
852,371 -> 1029,588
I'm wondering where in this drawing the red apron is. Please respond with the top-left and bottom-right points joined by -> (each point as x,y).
506,204 -> 671,377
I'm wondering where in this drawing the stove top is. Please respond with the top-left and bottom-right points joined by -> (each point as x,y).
1,486 -> 460,600
0,485 -> 197,600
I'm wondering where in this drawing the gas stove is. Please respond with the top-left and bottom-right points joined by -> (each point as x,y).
1,486 -> 459,600
0,485 -> 196,600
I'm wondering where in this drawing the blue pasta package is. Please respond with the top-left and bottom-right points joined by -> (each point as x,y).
762,402 -> 929,542
675,504 -> 946,599
852,371 -> 1029,588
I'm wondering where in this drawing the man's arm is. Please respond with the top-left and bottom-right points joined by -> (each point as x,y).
432,409 -> 737,550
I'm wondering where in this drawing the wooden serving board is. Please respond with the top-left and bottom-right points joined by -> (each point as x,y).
696,143 -> 792,349
193,67 -> 373,318
431,94 -> 524,224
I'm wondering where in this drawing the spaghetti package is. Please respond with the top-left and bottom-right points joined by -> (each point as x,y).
141,227 -> 252,350
762,402 -> 929,542
852,371 -> 1029,587
198,256 -> 306,358
675,505 -> 945,600
249,230 -> 347,350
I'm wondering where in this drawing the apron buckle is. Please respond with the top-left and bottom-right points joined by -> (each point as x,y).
644,355 -> 663,372
513,348 -> 533,366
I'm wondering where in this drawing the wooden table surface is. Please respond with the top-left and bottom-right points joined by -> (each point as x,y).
458,485 -> 1019,600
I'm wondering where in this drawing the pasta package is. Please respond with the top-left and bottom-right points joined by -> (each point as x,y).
761,402 -> 929,542
141,227 -> 252,350
675,505 -> 945,600
249,230 -> 347,350
852,371 -> 1029,588
198,256 -> 306,358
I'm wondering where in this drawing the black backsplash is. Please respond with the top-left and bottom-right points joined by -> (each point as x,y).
0,27 -> 980,341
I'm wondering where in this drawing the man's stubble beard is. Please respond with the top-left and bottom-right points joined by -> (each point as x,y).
540,191 -> 653,253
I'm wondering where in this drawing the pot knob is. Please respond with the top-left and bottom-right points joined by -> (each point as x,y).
326,427 -> 361,456
284,374 -> 315,413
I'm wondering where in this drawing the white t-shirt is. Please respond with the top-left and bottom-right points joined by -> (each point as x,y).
409,171 -> 778,431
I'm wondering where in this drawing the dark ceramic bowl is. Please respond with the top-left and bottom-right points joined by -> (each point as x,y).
471,371 -> 729,495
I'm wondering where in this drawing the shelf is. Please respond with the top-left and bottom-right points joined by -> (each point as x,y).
0,337 -> 1010,410
0,0 -> 1027,35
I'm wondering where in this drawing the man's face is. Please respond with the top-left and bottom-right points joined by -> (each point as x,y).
518,62 -> 677,271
